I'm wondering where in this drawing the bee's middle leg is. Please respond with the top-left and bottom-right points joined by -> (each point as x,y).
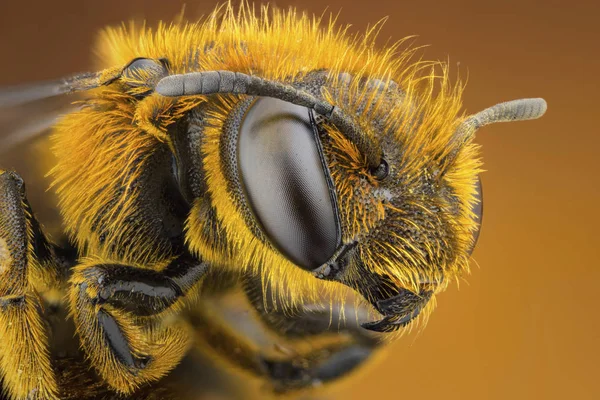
242,275 -> 381,393
189,273 -> 381,394
0,170 -> 62,400
67,255 -> 207,394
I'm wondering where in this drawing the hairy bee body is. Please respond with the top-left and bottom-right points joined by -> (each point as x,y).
0,3 -> 546,399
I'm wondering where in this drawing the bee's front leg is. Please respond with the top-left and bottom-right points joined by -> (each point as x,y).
67,255 -> 207,394
242,275 -> 381,393
0,170 -> 61,400
183,271 -> 379,394
243,275 -> 377,342
190,288 -> 379,394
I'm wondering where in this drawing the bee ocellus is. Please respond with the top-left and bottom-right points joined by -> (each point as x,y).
0,3 -> 546,399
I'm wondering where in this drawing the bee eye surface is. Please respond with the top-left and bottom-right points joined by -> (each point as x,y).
238,97 -> 339,270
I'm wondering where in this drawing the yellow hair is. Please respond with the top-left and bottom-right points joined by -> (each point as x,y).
50,2 -> 481,326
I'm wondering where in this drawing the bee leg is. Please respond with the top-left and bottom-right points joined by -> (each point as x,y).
241,275 -> 380,392
262,342 -> 375,393
243,275 -> 376,342
0,171 -> 71,297
189,274 -> 379,393
189,306 -> 273,377
260,323 -> 378,393
0,170 -> 60,400
189,287 -> 379,394
67,255 -> 206,394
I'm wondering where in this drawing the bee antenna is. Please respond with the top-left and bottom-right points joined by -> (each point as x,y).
156,71 -> 382,168
454,98 -> 547,145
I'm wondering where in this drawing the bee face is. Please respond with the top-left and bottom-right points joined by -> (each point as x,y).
44,7 -> 543,335
148,61 -> 539,333
308,76 -> 484,331
166,68 -> 486,332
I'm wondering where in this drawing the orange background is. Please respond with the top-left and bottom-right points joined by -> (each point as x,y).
0,1 -> 597,399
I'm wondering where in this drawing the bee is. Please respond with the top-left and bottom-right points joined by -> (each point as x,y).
0,2 -> 546,399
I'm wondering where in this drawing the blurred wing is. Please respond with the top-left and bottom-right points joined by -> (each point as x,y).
0,80 -> 82,151
0,71 -> 106,152
0,79 -> 77,108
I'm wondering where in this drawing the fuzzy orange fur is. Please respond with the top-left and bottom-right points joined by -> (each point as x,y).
41,2 -> 484,391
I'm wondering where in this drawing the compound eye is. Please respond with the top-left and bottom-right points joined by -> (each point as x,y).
238,97 -> 339,270
468,176 -> 483,255
122,58 -> 167,87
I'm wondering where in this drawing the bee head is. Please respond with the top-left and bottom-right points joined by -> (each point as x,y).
156,68 -> 545,332
57,11 -> 544,333
50,56 -> 545,333
11,7 -> 546,334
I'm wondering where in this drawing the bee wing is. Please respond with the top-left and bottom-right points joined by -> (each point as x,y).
0,80 -> 84,151
0,71 -> 107,152
0,78 -> 79,108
